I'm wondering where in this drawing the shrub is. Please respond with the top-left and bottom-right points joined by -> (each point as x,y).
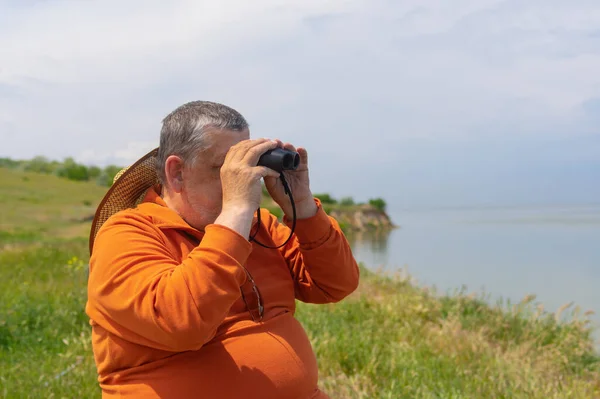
56,158 -> 89,182
24,156 -> 55,174
96,165 -> 122,187
368,198 -> 387,212
339,197 -> 355,206
0,158 -> 22,169
314,193 -> 337,205
87,166 -> 102,180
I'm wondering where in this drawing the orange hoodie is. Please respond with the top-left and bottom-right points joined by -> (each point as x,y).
86,186 -> 360,399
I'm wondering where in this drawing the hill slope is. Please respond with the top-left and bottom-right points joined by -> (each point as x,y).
0,168 -> 108,245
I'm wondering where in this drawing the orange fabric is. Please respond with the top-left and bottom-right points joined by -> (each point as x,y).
86,186 -> 360,398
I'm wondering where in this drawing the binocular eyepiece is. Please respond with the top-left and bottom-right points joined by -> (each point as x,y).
258,148 -> 300,173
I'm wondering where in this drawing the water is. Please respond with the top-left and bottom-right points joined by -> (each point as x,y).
348,204 -> 600,344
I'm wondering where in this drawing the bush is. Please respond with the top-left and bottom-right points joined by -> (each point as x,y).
88,166 -> 102,180
0,158 -> 22,169
96,165 -> 122,187
24,156 -> 55,174
314,193 -> 337,205
368,198 -> 387,212
56,158 -> 89,182
1,156 -> 126,188
339,197 -> 355,206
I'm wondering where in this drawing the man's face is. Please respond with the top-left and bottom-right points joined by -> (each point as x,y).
180,127 -> 250,227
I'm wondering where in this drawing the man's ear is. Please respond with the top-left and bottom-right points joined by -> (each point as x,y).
164,155 -> 185,193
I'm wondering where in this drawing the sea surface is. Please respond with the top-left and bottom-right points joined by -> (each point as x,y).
347,203 -> 600,344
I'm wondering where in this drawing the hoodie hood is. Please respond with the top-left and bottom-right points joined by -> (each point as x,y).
136,185 -> 258,240
136,185 -> 203,235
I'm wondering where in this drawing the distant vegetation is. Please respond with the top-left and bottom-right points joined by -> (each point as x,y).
0,156 -> 389,214
313,193 -> 387,213
0,156 -> 122,187
367,198 -> 387,212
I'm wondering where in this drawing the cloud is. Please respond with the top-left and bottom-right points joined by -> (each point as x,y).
78,140 -> 158,167
0,0 -> 599,205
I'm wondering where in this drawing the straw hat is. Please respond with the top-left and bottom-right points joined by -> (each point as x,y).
89,148 -> 160,255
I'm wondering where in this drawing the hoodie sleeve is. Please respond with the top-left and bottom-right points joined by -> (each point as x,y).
86,211 -> 250,353
264,198 -> 360,304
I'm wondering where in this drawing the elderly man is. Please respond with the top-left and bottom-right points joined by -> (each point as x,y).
86,101 -> 360,398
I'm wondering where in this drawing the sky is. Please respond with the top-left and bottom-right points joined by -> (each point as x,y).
1,0 -> 599,210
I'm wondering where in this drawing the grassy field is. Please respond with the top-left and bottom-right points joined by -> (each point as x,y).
1,167 -> 599,398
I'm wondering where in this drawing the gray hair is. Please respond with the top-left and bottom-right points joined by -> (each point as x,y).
156,100 -> 249,185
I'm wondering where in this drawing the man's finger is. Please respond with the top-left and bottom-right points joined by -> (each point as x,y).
263,175 -> 278,187
226,138 -> 269,163
282,143 -> 297,153
243,140 -> 279,166
297,147 -> 308,167
254,166 -> 280,179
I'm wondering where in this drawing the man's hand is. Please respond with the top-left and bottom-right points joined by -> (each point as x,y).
215,139 -> 281,238
264,141 -> 318,219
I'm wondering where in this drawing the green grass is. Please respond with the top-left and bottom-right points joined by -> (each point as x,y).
296,268 -> 599,398
0,168 -> 106,245
1,167 -> 599,398
0,241 -> 98,398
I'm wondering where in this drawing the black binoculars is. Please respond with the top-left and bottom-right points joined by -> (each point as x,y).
258,148 -> 300,172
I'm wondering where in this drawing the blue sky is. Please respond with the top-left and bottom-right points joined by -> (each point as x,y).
1,0 -> 599,209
